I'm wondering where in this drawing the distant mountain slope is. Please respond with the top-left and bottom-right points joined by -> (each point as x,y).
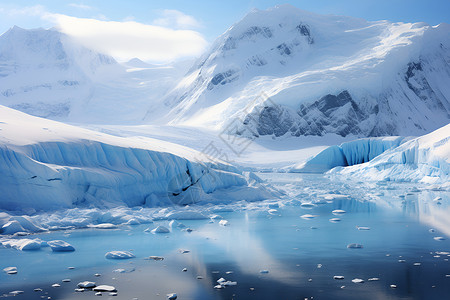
0,26 -> 187,124
161,5 -> 450,137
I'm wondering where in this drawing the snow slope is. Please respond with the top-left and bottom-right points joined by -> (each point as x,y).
0,26 -> 187,124
292,136 -> 407,173
0,105 -> 273,212
328,123 -> 450,182
162,5 -> 450,137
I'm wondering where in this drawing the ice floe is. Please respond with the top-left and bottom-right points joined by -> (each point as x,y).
105,251 -> 135,259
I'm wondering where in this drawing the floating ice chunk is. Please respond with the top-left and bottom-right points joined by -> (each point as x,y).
352,278 -> 364,283
300,203 -> 315,209
48,240 -> 75,252
167,293 -> 177,299
151,226 -> 170,234
62,279 -> 71,282
3,267 -> 17,274
217,278 -> 226,284
398,259 -> 406,263
9,291 -> 24,296
182,268 -> 187,272
329,218 -> 341,222
333,276 -> 344,280
301,214 -> 317,219
368,278 -> 379,281
332,210 -> 346,215
268,209 -> 278,215
78,281 -> 96,288
52,283 -> 61,288
390,284 -> 397,288
222,281 -> 237,286
347,243 -> 363,249
169,220 -> 186,229
434,237 -> 446,241
95,292 -> 102,296
219,220 -> 229,226
90,223 -> 118,229
1,221 -> 25,235
357,226 -> 370,230
105,251 -> 135,259
210,214 -> 223,220
197,275 -> 203,279
125,219 -> 140,225
93,285 -> 116,292
179,249 -> 190,254
34,288 -> 42,292
146,256 -> 164,261
260,270 -> 269,274
109,292 -> 118,296
214,285 -> 224,289
413,263 -> 421,266
166,211 -> 208,220
433,197 -> 442,202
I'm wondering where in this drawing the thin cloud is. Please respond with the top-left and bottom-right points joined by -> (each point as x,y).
153,9 -> 202,29
45,13 -> 208,62
68,3 -> 93,10
0,5 -> 207,63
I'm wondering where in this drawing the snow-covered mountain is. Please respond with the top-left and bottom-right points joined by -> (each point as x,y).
162,5 -> 450,137
0,105 -> 273,212
0,26 -> 188,123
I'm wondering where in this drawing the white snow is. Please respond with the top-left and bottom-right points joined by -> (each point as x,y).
105,251 -> 135,259
1,238 -> 41,251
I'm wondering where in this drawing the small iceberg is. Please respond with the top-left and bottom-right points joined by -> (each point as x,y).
3,267 -> 17,274
151,226 -> 170,234
333,276 -> 344,280
301,214 -> 317,220
78,281 -> 96,288
93,285 -> 116,292
347,243 -> 363,249
329,218 -> 341,223
352,278 -> 364,283
332,210 -> 346,215
48,240 -> 75,252
219,220 -> 229,226
105,251 -> 135,259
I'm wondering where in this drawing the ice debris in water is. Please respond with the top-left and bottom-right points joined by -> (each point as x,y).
146,256 -> 164,261
2,238 -> 42,251
9,291 -> 24,296
3,267 -> 17,274
300,203 -> 315,208
434,236 -> 445,241
329,218 -> 341,222
167,293 -> 177,299
48,240 -> 75,252
301,214 -> 317,219
219,220 -> 229,226
151,225 -> 170,234
368,278 -> 380,281
93,285 -> 116,292
347,243 -> 363,249
78,281 -> 96,288
333,276 -> 344,280
179,249 -> 190,254
352,278 -> 364,283
332,210 -> 346,215
105,251 -> 135,259
357,226 -> 370,230
89,223 -> 118,229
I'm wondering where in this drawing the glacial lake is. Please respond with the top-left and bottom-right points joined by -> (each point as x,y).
1,173 -> 449,300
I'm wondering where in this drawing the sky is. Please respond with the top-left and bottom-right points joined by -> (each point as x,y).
0,0 -> 449,63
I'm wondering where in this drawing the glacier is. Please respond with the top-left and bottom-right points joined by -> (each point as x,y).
292,136 -> 407,173
0,105 -> 273,213
296,123 -> 449,182
328,123 -> 450,183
